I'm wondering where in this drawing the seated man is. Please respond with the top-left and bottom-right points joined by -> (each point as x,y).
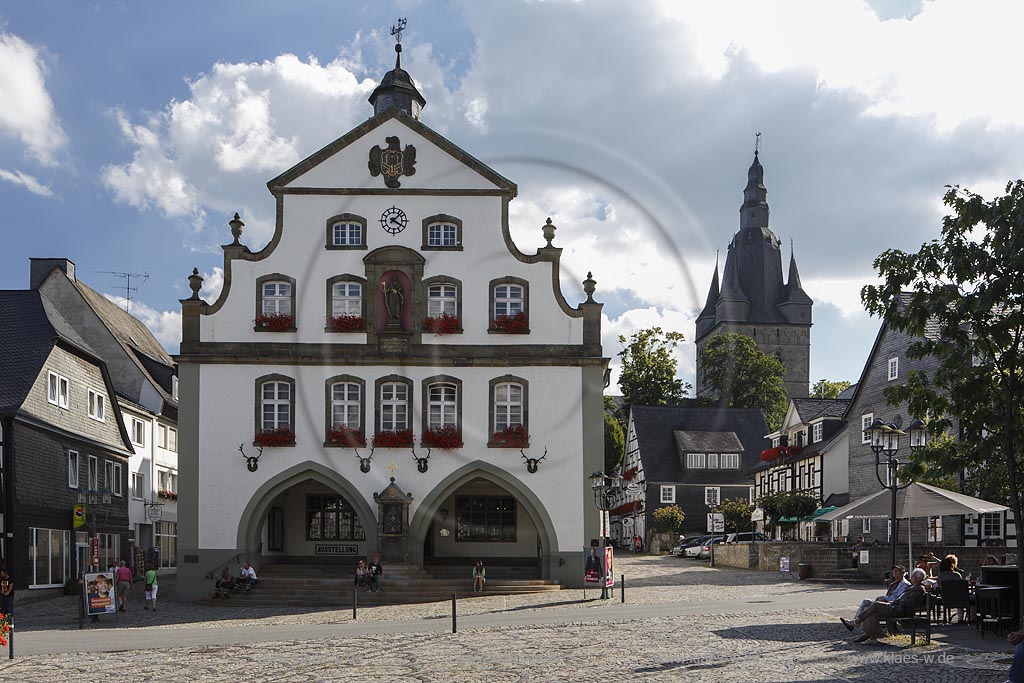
841,565 -> 910,628
214,566 -> 236,598
238,562 -> 258,592
844,567 -> 928,643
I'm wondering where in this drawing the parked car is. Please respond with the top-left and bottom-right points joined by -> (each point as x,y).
683,536 -> 714,557
726,532 -> 768,544
696,535 -> 729,559
672,535 -> 705,555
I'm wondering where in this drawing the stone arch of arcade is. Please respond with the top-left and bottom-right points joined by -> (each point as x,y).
408,460 -> 559,579
236,460 -> 378,558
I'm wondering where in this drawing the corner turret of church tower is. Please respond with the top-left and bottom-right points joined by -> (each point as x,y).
368,24 -> 426,120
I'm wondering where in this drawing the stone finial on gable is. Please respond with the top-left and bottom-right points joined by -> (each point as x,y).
187,268 -> 204,301
583,271 -> 597,303
229,212 -> 245,246
543,217 -> 557,247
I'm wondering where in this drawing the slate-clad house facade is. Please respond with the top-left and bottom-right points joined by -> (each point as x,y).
0,290 -> 133,594
175,40 -> 606,598
611,405 -> 769,540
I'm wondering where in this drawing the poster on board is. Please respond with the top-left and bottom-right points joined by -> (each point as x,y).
584,546 -> 605,585
604,546 -> 615,588
84,572 -> 117,616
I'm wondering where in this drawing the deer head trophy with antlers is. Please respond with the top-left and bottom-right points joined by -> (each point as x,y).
354,445 -> 375,473
239,443 -> 264,472
411,446 -> 430,473
521,447 -> 547,474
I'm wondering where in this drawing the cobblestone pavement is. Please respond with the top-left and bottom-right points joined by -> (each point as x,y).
1,555 -> 1014,682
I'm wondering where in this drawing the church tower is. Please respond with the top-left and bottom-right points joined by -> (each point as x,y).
695,151 -> 812,400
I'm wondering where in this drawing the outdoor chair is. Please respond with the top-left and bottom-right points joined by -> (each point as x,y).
881,594 -> 933,646
937,578 -> 971,624
976,587 -> 1014,637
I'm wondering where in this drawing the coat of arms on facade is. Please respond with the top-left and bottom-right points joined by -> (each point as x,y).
368,136 -> 417,188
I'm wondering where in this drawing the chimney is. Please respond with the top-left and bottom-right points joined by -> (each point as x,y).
30,258 -> 76,290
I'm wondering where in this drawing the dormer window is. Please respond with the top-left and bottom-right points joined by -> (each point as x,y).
812,422 -> 823,443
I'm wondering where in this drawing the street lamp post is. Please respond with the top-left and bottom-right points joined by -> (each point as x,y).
868,418 -> 926,570
590,470 -> 623,599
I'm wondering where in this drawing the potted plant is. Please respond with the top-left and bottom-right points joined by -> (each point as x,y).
372,429 -> 414,448
327,315 -> 366,332
421,425 -> 463,450
422,313 -> 461,334
490,424 -> 529,448
325,425 -> 367,447
254,313 -> 295,332
254,427 -> 296,447
493,312 -> 528,334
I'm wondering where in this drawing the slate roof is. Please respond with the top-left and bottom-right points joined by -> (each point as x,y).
792,398 -> 849,422
71,279 -> 177,407
0,291 -> 97,416
630,405 -> 769,483
674,431 -> 743,453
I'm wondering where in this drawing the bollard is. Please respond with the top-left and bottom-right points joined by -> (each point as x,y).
7,615 -> 12,659
353,587 -> 357,621
452,592 -> 457,633
621,575 -> 625,603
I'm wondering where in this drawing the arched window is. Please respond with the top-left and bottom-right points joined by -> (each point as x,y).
332,282 -> 362,317
255,274 -> 297,332
261,381 -> 291,430
421,214 -> 463,250
427,383 -> 458,430
427,283 -> 458,317
330,382 -> 361,429
493,382 -> 523,432
262,281 -> 291,314
380,382 -> 409,431
494,284 -> 523,318
325,213 -> 367,249
488,375 -> 529,447
489,277 -> 529,333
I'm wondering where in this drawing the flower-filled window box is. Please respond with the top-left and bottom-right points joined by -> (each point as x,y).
157,489 -> 178,500
759,445 -> 802,462
492,312 -> 528,334
327,315 -> 366,333
422,314 -> 461,335
325,426 -> 367,448
254,427 -> 296,447
490,424 -> 530,448
372,429 -> 414,448
254,313 -> 295,332
421,426 -> 463,450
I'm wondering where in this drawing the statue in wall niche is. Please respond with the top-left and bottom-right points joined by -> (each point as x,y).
383,277 -> 404,322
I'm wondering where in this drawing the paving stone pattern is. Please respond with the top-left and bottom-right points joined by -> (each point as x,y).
0,555 -> 1013,682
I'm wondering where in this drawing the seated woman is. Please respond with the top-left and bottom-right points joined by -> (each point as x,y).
472,560 -> 486,593
369,552 -> 384,593
936,554 -> 964,582
214,566 -> 236,598
354,560 -> 371,590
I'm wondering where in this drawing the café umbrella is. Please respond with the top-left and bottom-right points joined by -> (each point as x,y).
817,482 -> 1010,564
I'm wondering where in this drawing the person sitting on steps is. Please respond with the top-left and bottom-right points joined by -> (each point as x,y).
238,562 -> 258,593
214,566 -> 236,598
354,559 -> 371,591
369,553 -> 384,593
472,560 -> 486,593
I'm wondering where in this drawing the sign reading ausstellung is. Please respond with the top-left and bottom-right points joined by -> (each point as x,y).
314,544 -> 358,555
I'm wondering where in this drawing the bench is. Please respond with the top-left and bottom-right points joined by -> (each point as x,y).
879,595 -> 933,645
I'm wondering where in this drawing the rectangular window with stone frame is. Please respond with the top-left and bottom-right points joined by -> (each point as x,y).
255,274 -> 297,332
489,277 -> 529,333
381,382 -> 409,431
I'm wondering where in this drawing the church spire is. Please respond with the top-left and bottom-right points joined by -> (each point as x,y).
697,257 -> 719,321
783,247 -> 812,305
368,18 -> 427,119
740,145 -> 770,230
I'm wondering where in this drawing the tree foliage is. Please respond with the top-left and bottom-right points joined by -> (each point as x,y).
861,180 -> 1024,625
604,410 -> 625,472
616,327 -> 689,418
700,333 -> 788,429
719,497 -> 753,533
651,504 -> 686,533
810,379 -> 852,399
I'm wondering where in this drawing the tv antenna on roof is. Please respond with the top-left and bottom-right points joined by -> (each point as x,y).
96,270 -> 149,313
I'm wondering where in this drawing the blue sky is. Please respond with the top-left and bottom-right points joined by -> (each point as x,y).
1,0 -> 1021,393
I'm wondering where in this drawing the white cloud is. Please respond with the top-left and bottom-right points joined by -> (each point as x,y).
101,294 -> 182,353
199,266 -> 224,302
0,32 -> 67,166
0,167 -> 53,197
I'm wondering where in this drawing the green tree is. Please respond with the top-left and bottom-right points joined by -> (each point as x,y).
651,505 -> 686,533
700,333 -> 788,429
616,327 -> 690,419
719,497 -> 753,533
861,180 -> 1024,625
810,379 -> 852,399
604,410 -> 625,472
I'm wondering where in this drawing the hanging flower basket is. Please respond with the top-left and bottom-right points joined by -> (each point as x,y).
760,445 -> 803,462
157,489 -> 178,500
493,312 -> 528,334
422,314 -> 461,334
421,426 -> 463,450
254,427 -> 295,447
327,315 -> 366,332
490,424 -> 530,448
373,429 -> 414,448
325,426 -> 367,447
254,313 -> 295,332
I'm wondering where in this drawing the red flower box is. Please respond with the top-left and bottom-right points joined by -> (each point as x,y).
421,426 -> 463,450
490,424 -> 529,448
493,312 -> 528,334
326,426 -> 367,447
328,315 -> 366,332
157,489 -> 178,500
759,445 -> 803,462
372,429 -> 414,448
255,313 -> 295,332
254,427 -> 295,447
422,314 -> 461,334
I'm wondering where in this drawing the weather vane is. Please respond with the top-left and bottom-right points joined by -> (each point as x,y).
755,131 -> 762,155
391,18 -> 407,44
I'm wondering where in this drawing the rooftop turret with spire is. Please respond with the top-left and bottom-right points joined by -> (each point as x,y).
368,18 -> 426,119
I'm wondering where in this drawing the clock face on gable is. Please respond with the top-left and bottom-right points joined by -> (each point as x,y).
380,206 -> 408,235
